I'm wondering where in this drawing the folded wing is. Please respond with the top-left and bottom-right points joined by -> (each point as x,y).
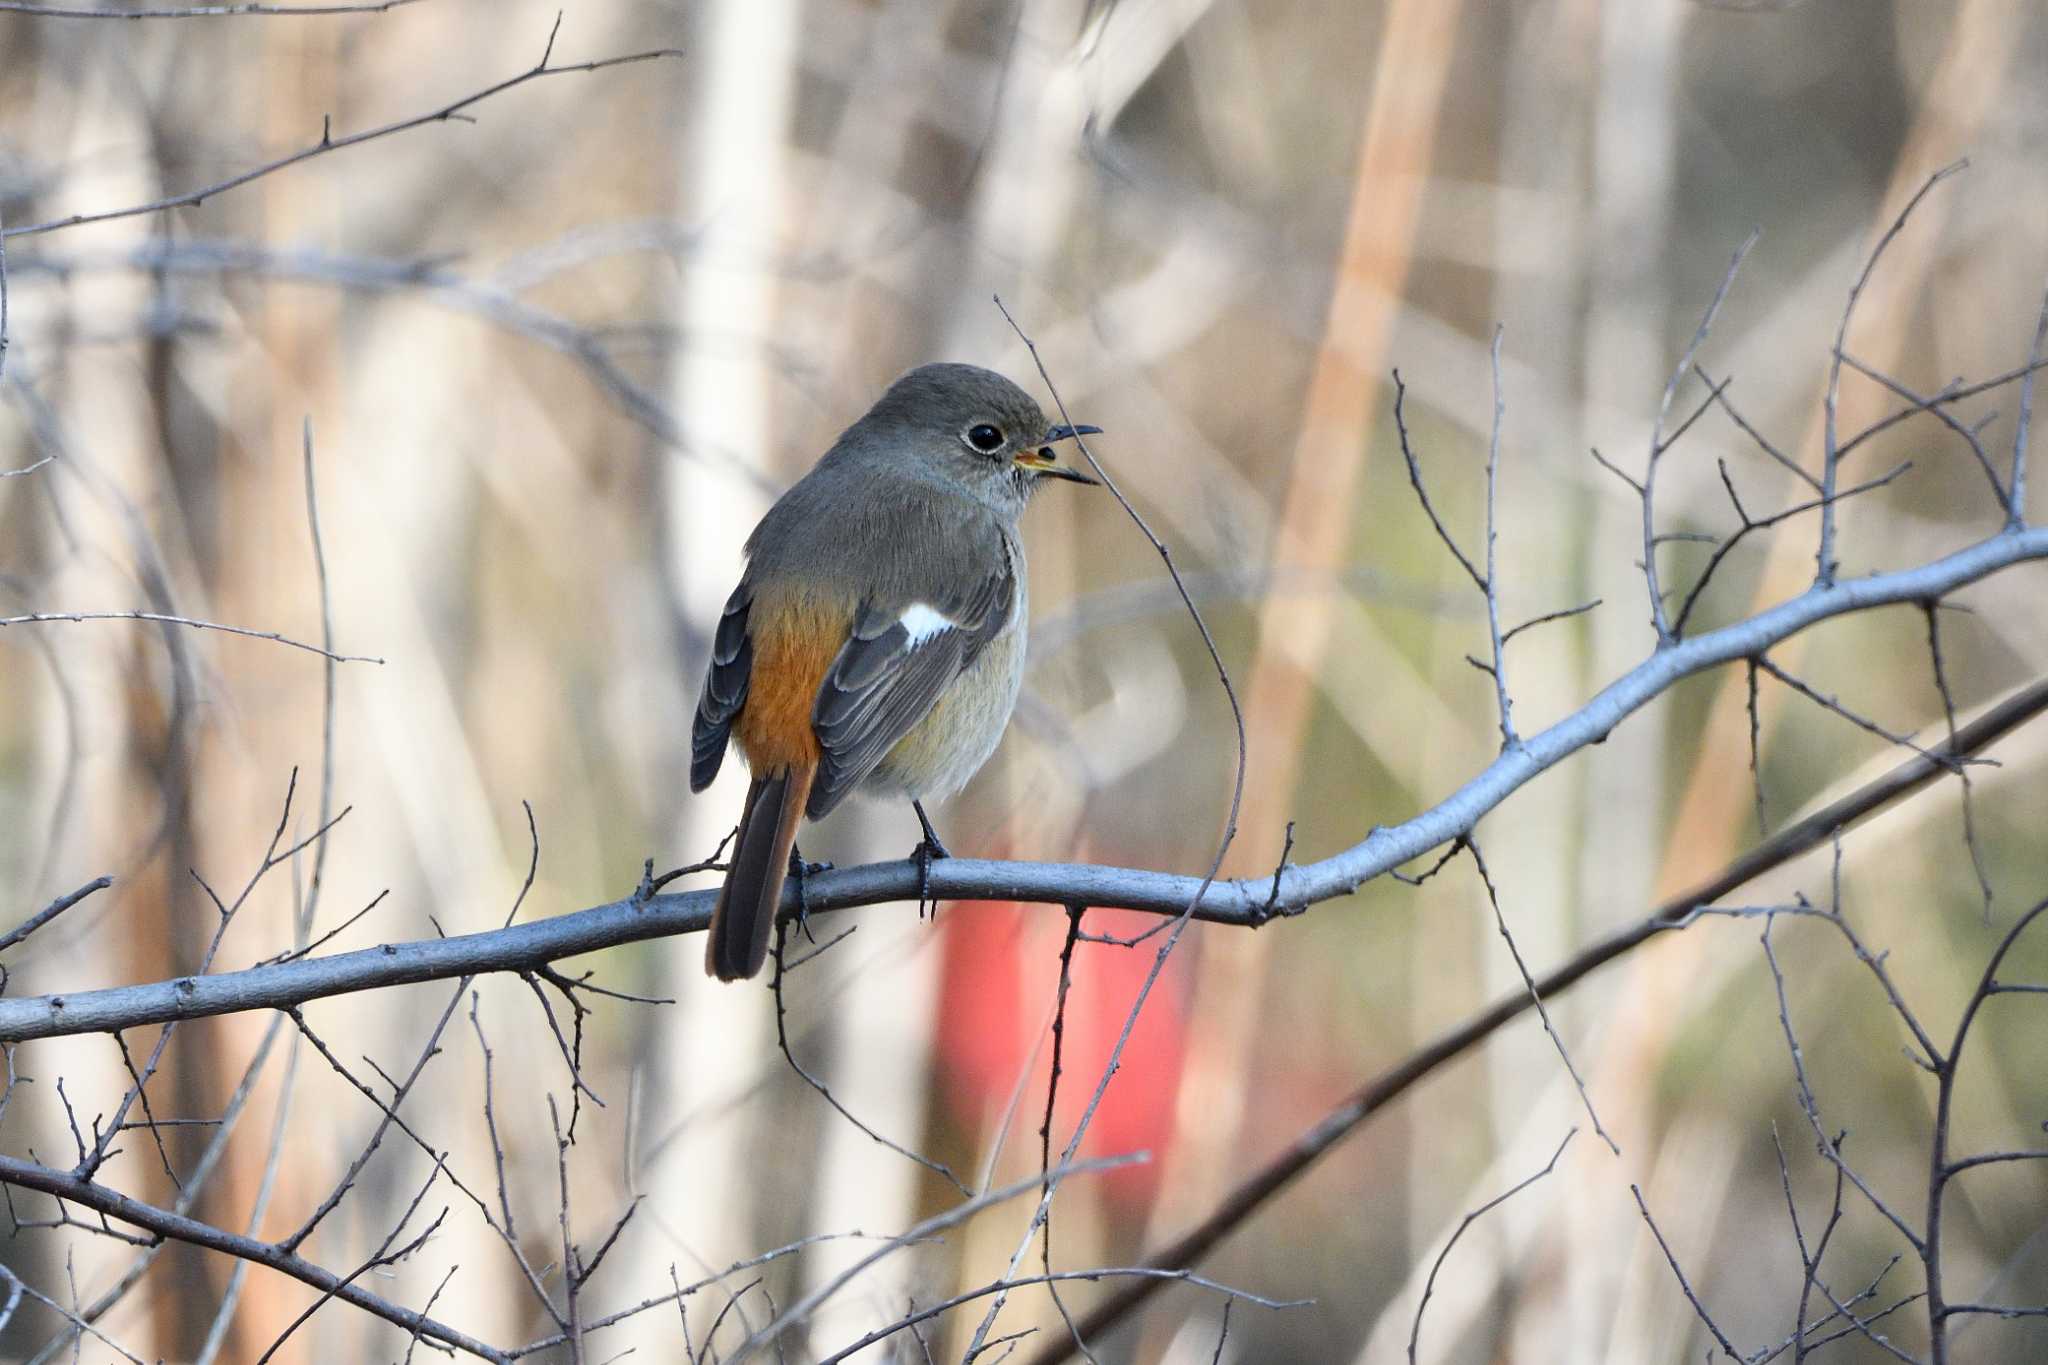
689,579 -> 754,792
807,552 -> 1014,818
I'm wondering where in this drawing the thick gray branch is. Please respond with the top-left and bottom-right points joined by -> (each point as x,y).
4,524 -> 2044,1045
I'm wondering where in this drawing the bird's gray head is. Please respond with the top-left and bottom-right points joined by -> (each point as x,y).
844,362 -> 1100,516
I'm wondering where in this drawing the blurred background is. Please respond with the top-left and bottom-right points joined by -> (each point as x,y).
2,0 -> 2047,1360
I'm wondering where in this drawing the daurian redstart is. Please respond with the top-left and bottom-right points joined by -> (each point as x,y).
690,363 -> 1099,980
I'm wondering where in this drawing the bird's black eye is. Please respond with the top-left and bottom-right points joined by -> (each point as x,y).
965,423 -> 1004,453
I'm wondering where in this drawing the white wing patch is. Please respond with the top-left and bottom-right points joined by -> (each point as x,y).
898,602 -> 955,647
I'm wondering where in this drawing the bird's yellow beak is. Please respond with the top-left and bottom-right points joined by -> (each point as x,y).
1018,423 -> 1102,484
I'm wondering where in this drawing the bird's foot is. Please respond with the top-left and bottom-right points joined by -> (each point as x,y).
910,800 -> 950,919
787,845 -> 832,945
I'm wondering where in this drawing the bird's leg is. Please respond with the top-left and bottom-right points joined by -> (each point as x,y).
910,800 -> 950,918
787,844 -> 831,945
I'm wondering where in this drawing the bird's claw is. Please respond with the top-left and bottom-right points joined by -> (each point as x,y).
910,800 -> 950,919
787,846 -> 829,945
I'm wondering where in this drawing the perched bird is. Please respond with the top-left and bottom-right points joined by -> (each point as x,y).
690,363 -> 1100,980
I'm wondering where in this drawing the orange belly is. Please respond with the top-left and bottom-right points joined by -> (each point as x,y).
733,587 -> 852,771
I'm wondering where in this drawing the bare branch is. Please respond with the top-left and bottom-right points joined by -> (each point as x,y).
7,238 -> 758,483
1671,459 -> 1913,637
1,22 -> 681,241
1480,329 -> 1516,744
1038,907 -> 1093,1363
1696,364 -> 1822,491
1835,348 -> 2005,508
0,0 -> 419,13
1019,673 -> 2048,1363
0,610 -> 381,663
1761,916 -> 1926,1254
0,1152 -> 506,1360
1631,1183 -> 1747,1360
969,301 -> 1249,1356
725,1154 -> 1147,1363
0,877 -> 112,958
6,522 -> 2048,1048
1755,654 -> 1968,771
1499,598 -> 1601,647
1393,371 -> 1486,590
1820,161 -> 1968,585
1642,228 -> 1760,643
817,1267 -> 1304,1365
766,921 -> 969,1196
2011,283 -> 2048,527
1921,603 -> 1994,917
1408,1128 -> 1575,1363
1463,840 -> 1616,1152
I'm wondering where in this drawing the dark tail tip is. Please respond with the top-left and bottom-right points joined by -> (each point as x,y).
705,765 -> 813,981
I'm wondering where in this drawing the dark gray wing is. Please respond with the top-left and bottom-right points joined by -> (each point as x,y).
690,579 -> 753,792
807,551 -> 1015,819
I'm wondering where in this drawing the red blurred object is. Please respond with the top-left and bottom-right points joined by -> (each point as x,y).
932,901 -> 1192,1209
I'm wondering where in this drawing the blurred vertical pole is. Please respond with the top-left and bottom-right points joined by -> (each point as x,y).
640,0 -> 800,1348
1571,2 -> 1681,1358
1442,5 -> 1598,1361
1145,0 -> 1465,1324
210,17 -> 341,1361
22,23 -> 196,1361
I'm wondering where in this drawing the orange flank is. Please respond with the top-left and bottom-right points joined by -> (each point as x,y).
733,585 -> 852,770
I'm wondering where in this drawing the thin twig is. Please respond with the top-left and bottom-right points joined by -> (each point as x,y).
815,1268 -> 1304,1365
1643,228 -> 1760,643
1393,372 -> 1485,590
1463,840 -> 1616,1154
2010,284 -> 2048,527
1,18 -> 681,241
1835,349 -> 2005,508
0,610 -> 380,663
1927,895 -> 2048,1362
0,0 -> 418,13
1632,1183 -> 1746,1359
767,921 -> 970,1196
1480,329 -> 1516,744
1819,161 -> 1968,585
726,1155 -> 1147,1363
1671,459 -> 1914,637
969,298 -> 1249,1355
1039,907 -> 1095,1364
1696,364 -> 1822,491
1499,598 -> 1601,647
1761,915 -> 1926,1254
1408,1128 -> 1575,1364
1755,654 -> 1970,771
1921,603 -> 1994,917
0,1152 -> 505,1359
0,877 -> 112,958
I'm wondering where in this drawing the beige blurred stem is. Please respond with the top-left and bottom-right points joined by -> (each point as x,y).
1566,1 -> 1686,1352
206,23 -> 346,1359
1155,0 -> 1468,1304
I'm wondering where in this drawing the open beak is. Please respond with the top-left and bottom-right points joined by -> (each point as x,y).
1019,423 -> 1103,485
